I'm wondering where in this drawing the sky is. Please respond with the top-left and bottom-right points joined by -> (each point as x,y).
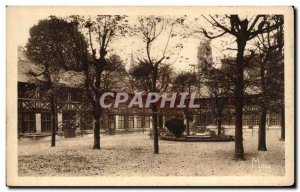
17,14 -> 240,72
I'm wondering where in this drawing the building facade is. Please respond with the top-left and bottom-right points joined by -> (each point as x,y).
17,41 -> 282,138
17,81 -> 154,136
196,41 -> 282,129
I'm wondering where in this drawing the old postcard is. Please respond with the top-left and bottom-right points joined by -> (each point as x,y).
6,6 -> 294,186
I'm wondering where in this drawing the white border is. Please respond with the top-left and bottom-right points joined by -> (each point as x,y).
1,1 -> 298,191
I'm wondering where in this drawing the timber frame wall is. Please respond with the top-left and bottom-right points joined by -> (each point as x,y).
17,82 -> 281,136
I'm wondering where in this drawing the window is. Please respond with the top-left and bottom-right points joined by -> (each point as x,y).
145,116 -> 150,128
270,113 -> 280,126
137,116 -> 151,128
59,88 -> 69,102
22,113 -> 35,133
69,89 -> 82,102
41,113 -> 52,132
243,115 -> 251,125
118,115 -> 125,129
253,115 -> 259,125
108,115 -> 115,129
128,116 -> 134,128
137,116 -> 143,128
118,115 -> 134,129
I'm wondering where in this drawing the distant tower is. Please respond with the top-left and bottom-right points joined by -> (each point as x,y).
129,52 -> 135,70
197,39 -> 212,71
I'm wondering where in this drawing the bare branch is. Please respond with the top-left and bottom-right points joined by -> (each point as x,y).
201,28 -> 227,39
162,22 -> 174,56
249,19 -> 283,39
208,15 -> 237,36
248,15 -> 263,32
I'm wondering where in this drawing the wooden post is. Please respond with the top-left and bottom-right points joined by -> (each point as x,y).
133,115 -> 137,129
57,113 -> 63,133
149,116 -> 153,129
35,113 -> 41,133
115,115 -> 119,129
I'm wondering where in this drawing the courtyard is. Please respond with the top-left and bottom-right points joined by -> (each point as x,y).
18,129 -> 285,177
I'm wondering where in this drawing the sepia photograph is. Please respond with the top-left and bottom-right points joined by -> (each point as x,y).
6,6 -> 294,186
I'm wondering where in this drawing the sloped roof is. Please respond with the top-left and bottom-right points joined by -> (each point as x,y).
18,46 -> 85,88
18,46 -> 44,83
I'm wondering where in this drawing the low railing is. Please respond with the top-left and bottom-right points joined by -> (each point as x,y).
18,98 -> 92,112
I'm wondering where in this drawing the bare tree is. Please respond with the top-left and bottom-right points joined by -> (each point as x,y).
130,61 -> 174,133
134,16 -> 185,154
195,15 -> 283,159
253,15 -> 284,150
75,15 -> 130,149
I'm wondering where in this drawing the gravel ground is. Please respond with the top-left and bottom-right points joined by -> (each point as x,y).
18,129 -> 284,176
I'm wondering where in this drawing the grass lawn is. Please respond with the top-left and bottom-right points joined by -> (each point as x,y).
18,129 -> 285,176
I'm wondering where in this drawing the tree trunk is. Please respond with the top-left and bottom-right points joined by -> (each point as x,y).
152,106 -> 159,154
93,112 -> 101,149
186,117 -> 190,136
186,86 -> 191,136
234,39 -> 246,160
50,96 -> 56,147
258,106 -> 267,151
280,104 -> 285,141
217,117 -> 222,136
234,94 -> 244,159
92,55 -> 105,149
92,96 -> 101,149
185,111 -> 190,136
152,63 -> 159,154
158,114 -> 163,129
